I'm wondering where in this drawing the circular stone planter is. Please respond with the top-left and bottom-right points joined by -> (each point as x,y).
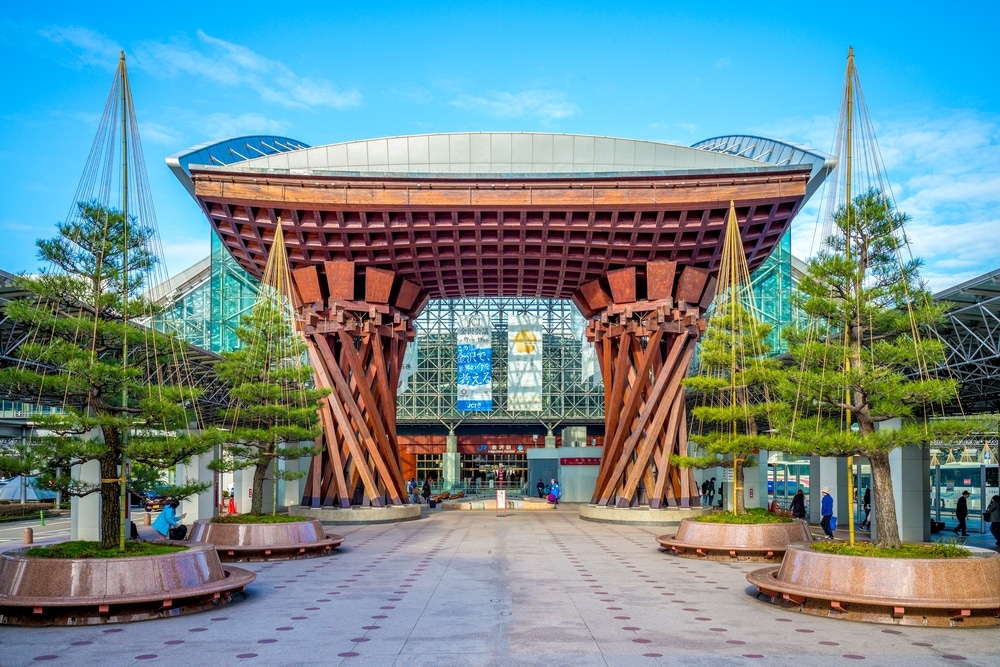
0,543 -> 255,626
747,542 -> 1000,627
290,504 -> 421,524
579,504 -> 715,526
189,518 -> 344,562
657,517 -> 812,561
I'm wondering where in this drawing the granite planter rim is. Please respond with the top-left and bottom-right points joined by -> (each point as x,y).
747,542 -> 1000,626
0,542 -> 255,625
189,518 -> 344,561
657,516 -> 812,561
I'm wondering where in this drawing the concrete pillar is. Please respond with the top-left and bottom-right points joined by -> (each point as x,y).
70,459 -> 101,541
544,431 -> 556,449
442,433 -> 461,489
810,456 -> 845,524
278,454 -> 311,508
176,453 -> 216,522
744,458 -> 764,510
889,444 -> 931,542
234,463 -> 274,514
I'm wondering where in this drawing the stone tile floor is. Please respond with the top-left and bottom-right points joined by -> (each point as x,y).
1,508 -> 997,666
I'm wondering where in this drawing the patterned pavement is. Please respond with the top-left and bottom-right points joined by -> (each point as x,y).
1,508 -> 997,666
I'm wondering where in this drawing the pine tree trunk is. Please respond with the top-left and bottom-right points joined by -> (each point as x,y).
99,448 -> 122,549
869,450 -> 901,548
251,461 -> 267,515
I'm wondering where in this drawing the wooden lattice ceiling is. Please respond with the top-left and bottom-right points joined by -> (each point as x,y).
192,168 -> 810,300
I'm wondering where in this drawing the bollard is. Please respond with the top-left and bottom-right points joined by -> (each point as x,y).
23,527 -> 33,545
143,512 -> 152,526
40,510 -> 45,527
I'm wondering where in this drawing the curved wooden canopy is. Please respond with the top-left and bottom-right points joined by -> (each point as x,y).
191,167 -> 809,302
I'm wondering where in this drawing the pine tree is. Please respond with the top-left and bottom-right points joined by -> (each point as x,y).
783,189 -> 975,548
210,299 -> 328,515
680,303 -> 788,514
0,201 -> 213,548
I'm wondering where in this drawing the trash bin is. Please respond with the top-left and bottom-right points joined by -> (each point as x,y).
429,499 -> 437,509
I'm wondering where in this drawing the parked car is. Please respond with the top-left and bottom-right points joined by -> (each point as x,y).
144,491 -> 167,512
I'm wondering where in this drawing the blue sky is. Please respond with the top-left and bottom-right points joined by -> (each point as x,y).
2,2 -> 998,291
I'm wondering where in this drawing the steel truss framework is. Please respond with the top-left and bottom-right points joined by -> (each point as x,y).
933,270 -> 1000,413
397,297 -> 603,425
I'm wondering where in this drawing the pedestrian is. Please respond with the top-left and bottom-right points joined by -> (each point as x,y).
707,477 -> 716,506
984,494 -> 1000,545
152,500 -> 186,540
422,478 -> 431,503
407,477 -> 418,504
536,478 -> 545,499
820,487 -> 835,539
790,488 -> 806,519
701,478 -> 709,505
952,490 -> 970,537
548,478 -> 560,505
861,488 -> 871,530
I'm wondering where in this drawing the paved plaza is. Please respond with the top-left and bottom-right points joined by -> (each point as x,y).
1,508 -> 998,666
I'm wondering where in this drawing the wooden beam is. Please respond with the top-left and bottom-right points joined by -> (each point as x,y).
292,265 -> 323,304
646,261 -> 677,301
580,279 -> 612,311
324,261 -> 355,300
607,267 -> 637,303
365,266 -> 395,304
675,266 -> 710,305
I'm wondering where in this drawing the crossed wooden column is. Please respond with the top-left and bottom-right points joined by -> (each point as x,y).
573,262 -> 716,509
292,261 -> 427,508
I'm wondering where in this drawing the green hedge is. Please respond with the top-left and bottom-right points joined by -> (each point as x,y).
0,503 -> 56,519
211,514 -> 307,524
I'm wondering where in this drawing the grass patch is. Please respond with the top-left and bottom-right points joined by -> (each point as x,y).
811,541 -> 972,559
27,541 -> 187,559
211,513 -> 307,524
695,508 -> 792,524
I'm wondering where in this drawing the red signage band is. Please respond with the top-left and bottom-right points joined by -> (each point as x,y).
560,457 -> 601,465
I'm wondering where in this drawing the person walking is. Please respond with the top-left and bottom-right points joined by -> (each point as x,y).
860,488 -> 871,530
952,490 -> 970,536
548,479 -> 560,505
820,487 -> 835,539
707,477 -> 716,506
984,494 -> 1000,545
790,489 -> 806,519
421,478 -> 431,504
536,478 -> 545,499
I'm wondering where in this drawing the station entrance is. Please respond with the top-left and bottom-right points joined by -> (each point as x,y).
461,453 -> 527,493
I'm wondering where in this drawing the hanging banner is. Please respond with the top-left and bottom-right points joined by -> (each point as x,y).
397,330 -> 418,395
507,312 -> 543,411
457,313 -> 492,411
581,328 -> 601,386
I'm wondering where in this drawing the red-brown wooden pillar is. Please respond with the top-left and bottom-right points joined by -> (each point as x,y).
573,262 -> 716,509
293,262 -> 426,508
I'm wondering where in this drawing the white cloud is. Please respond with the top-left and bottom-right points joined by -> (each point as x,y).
140,121 -> 183,147
40,25 -> 122,67
759,108 -> 1000,292
201,113 -> 289,139
451,90 -> 578,121
133,30 -> 361,111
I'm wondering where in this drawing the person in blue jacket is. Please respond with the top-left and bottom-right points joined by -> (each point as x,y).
152,500 -> 182,539
548,479 -> 560,505
820,487 -> 835,539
